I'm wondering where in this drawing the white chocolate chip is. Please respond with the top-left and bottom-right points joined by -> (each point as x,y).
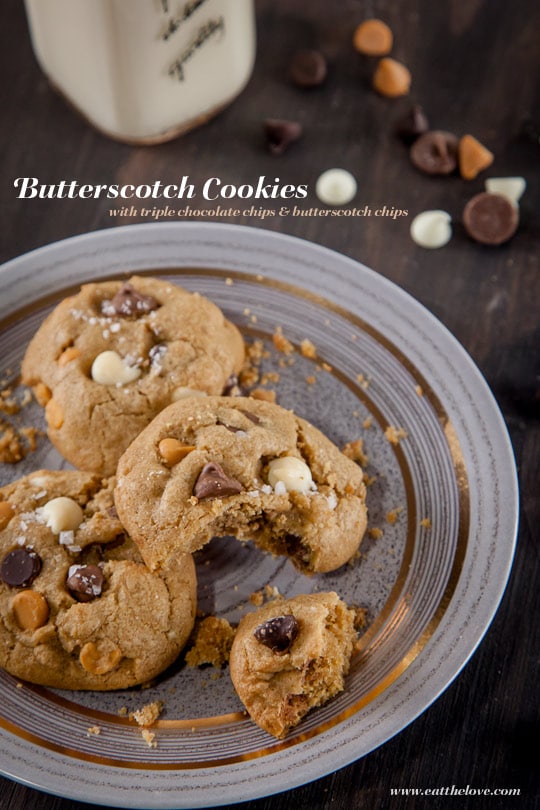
39,497 -> 84,534
315,168 -> 357,206
410,210 -> 452,249
267,456 -> 313,494
171,387 -> 208,401
485,177 -> 526,207
91,350 -> 142,386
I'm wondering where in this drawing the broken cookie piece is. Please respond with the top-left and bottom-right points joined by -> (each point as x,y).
229,592 -> 357,738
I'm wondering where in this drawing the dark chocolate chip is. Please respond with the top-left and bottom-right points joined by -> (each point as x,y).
410,130 -> 459,175
216,421 -> 245,433
222,374 -> 244,397
66,564 -> 104,602
462,192 -> 519,245
264,119 -> 303,156
1,548 -> 42,588
254,614 -> 299,654
238,409 -> 261,424
396,104 -> 429,143
102,283 -> 160,318
289,49 -> 327,88
193,462 -> 243,500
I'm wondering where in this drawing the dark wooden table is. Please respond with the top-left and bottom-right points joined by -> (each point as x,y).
1,0 -> 538,808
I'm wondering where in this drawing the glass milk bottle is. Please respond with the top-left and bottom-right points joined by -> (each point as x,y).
23,0 -> 256,144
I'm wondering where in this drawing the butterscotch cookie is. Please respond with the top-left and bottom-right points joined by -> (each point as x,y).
115,396 -> 367,574
0,470 -> 196,690
21,276 -> 244,475
229,592 -> 357,738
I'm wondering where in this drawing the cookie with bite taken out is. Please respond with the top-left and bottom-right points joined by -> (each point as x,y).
114,396 -> 367,574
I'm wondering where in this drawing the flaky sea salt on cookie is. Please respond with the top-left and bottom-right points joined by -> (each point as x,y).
229,592 -> 357,738
21,276 -> 244,476
114,396 -> 367,575
0,470 -> 196,690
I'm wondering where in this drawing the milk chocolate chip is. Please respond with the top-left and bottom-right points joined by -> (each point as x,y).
1,548 -> 42,588
463,192 -> 519,245
254,614 -> 299,654
410,130 -> 459,175
66,564 -> 104,602
289,49 -> 327,87
102,283 -> 159,318
193,462 -> 243,500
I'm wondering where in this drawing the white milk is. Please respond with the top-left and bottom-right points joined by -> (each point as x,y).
24,0 -> 256,143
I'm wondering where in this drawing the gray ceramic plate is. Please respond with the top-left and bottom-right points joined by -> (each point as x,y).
0,223 -> 518,807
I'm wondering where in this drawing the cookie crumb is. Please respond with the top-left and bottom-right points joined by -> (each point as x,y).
300,339 -> 317,359
87,725 -> 101,736
384,425 -> 408,445
368,527 -> 384,540
250,388 -> 276,403
272,328 -> 294,355
118,706 -> 128,716
141,729 -> 157,748
420,517 -> 432,529
415,385 -> 424,396
306,375 -> 316,385
386,507 -> 403,525
363,416 -> 373,429
356,373 -> 370,389
353,606 -> 369,631
129,700 -> 164,727
342,438 -> 368,467
185,616 -> 236,668
0,419 -> 41,463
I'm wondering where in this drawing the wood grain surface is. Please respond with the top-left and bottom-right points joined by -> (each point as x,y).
0,0 -> 538,808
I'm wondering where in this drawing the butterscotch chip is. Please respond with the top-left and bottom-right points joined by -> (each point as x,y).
12,590 -> 49,630
45,398 -> 64,429
0,501 -> 14,531
79,640 -> 123,675
33,383 -> 52,407
353,19 -> 393,55
158,437 -> 195,466
373,58 -> 411,97
57,347 -> 82,367
458,134 -> 494,180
